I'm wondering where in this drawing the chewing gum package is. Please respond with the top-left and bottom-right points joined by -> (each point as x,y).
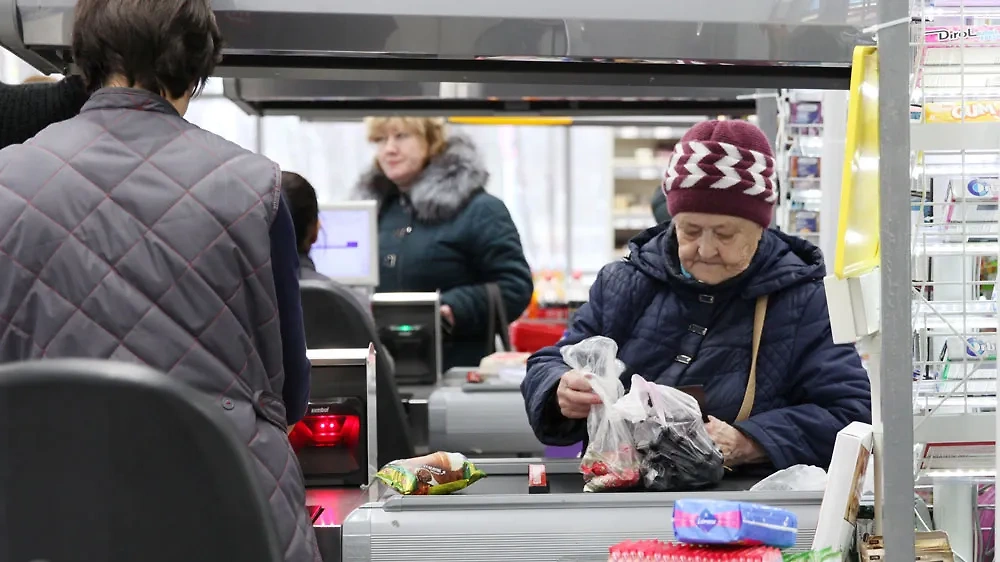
673,499 -> 798,548
375,452 -> 486,495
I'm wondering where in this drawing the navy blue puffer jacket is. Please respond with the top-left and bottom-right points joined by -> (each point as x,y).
521,224 -> 872,470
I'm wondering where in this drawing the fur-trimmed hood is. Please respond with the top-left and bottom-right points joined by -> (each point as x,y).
352,135 -> 489,223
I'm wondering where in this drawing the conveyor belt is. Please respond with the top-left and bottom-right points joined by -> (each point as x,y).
340,459 -> 825,562
461,472 -> 761,496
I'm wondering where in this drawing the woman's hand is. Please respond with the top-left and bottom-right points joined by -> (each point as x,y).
705,416 -> 766,467
556,370 -> 602,419
440,304 -> 455,326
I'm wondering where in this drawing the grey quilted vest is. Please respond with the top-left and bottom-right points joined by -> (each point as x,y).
0,88 -> 320,562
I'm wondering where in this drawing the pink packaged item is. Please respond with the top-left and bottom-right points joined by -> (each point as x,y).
608,540 -> 782,562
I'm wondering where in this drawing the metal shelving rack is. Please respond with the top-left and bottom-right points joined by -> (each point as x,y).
909,3 -> 1000,561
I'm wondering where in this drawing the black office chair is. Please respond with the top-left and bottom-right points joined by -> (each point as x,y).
300,279 -> 415,465
0,359 -> 282,562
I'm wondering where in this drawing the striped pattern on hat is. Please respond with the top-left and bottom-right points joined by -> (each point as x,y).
662,140 -> 777,204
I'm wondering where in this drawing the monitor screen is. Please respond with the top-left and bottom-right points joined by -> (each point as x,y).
311,201 -> 379,286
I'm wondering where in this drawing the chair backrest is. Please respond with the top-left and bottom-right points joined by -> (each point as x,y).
299,279 -> 415,465
0,359 -> 282,562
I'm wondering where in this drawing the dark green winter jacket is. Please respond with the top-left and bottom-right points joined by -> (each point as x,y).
651,187 -> 670,224
353,136 -> 534,370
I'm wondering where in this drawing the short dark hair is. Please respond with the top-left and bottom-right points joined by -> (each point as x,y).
281,172 -> 320,254
72,0 -> 223,99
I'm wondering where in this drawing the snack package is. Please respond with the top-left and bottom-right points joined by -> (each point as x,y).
783,548 -> 840,562
561,336 -> 641,492
609,541 -> 782,562
621,375 -> 724,491
375,452 -> 486,495
673,499 -> 798,548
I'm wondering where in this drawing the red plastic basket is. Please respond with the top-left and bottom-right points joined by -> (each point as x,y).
509,320 -> 566,353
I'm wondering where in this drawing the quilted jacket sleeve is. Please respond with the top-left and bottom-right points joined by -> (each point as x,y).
440,195 -> 533,338
521,269 -> 607,446
734,284 -> 873,469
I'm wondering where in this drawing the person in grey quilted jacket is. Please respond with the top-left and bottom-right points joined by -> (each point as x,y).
0,1 -> 320,561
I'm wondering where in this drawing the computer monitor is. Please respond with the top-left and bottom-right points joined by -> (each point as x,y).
311,201 -> 379,287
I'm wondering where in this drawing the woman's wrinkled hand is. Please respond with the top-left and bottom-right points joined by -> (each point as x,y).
705,416 -> 766,467
556,370 -> 603,419
440,304 -> 455,326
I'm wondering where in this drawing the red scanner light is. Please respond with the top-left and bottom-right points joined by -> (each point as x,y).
289,414 -> 360,450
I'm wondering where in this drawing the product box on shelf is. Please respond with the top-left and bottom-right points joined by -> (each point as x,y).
790,211 -> 820,235
812,422 -> 873,555
859,531 -> 953,562
789,156 -> 821,178
790,101 -> 823,125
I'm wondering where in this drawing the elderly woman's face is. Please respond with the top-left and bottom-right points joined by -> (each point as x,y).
673,212 -> 763,285
373,126 -> 429,188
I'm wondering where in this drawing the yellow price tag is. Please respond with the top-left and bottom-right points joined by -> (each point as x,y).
834,46 -> 881,279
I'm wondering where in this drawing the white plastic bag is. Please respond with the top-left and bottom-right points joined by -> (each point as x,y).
561,336 -> 641,492
750,464 -> 828,492
624,375 -> 725,491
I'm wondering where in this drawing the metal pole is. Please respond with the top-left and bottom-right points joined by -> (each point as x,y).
564,125 -> 573,276
877,0 -> 915,559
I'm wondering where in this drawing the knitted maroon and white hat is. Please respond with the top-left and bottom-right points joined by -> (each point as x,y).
662,120 -> 777,228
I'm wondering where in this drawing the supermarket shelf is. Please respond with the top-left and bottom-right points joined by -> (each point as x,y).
913,241 -> 1000,257
914,300 -> 995,316
613,212 -> 656,231
911,122 -> 1000,152
913,313 -> 996,331
913,412 -> 996,445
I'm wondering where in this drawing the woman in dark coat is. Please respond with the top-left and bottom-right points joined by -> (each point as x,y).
522,120 -> 871,471
353,117 -> 533,369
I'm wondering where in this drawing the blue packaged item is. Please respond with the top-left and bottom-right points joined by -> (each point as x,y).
672,499 -> 798,548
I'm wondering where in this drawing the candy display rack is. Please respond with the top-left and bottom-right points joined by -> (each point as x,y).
910,4 -> 1000,561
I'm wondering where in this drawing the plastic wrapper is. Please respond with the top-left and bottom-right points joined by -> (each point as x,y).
609,541 -> 782,562
375,452 -> 486,495
782,548 -> 840,562
561,337 -> 641,492
673,499 -> 798,548
622,375 -> 724,491
750,465 -> 828,492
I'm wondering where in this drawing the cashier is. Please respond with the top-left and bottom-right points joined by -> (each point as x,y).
521,120 -> 872,470
353,117 -> 533,369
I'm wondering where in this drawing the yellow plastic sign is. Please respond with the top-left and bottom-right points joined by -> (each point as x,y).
834,46 -> 881,279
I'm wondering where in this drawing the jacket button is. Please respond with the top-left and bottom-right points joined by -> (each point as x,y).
384,254 -> 397,267
396,226 -> 413,237
674,354 -> 693,365
688,324 -> 708,336
221,397 -> 235,410
698,295 -> 714,304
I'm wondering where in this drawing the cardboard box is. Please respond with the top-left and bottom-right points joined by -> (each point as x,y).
812,422 -> 874,554
859,531 -> 954,562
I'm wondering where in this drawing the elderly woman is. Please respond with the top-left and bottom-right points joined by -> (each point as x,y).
354,117 -> 533,369
0,1 -> 318,560
521,120 -> 871,470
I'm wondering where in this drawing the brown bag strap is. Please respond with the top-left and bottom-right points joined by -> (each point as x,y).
736,295 -> 768,423
485,283 -> 512,353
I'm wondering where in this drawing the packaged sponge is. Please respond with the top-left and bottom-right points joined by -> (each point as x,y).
673,499 -> 798,548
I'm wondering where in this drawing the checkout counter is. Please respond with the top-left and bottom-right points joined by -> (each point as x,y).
301,348 -> 830,562
310,459 -> 825,562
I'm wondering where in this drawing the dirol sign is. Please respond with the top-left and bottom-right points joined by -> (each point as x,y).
924,26 -> 1000,45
